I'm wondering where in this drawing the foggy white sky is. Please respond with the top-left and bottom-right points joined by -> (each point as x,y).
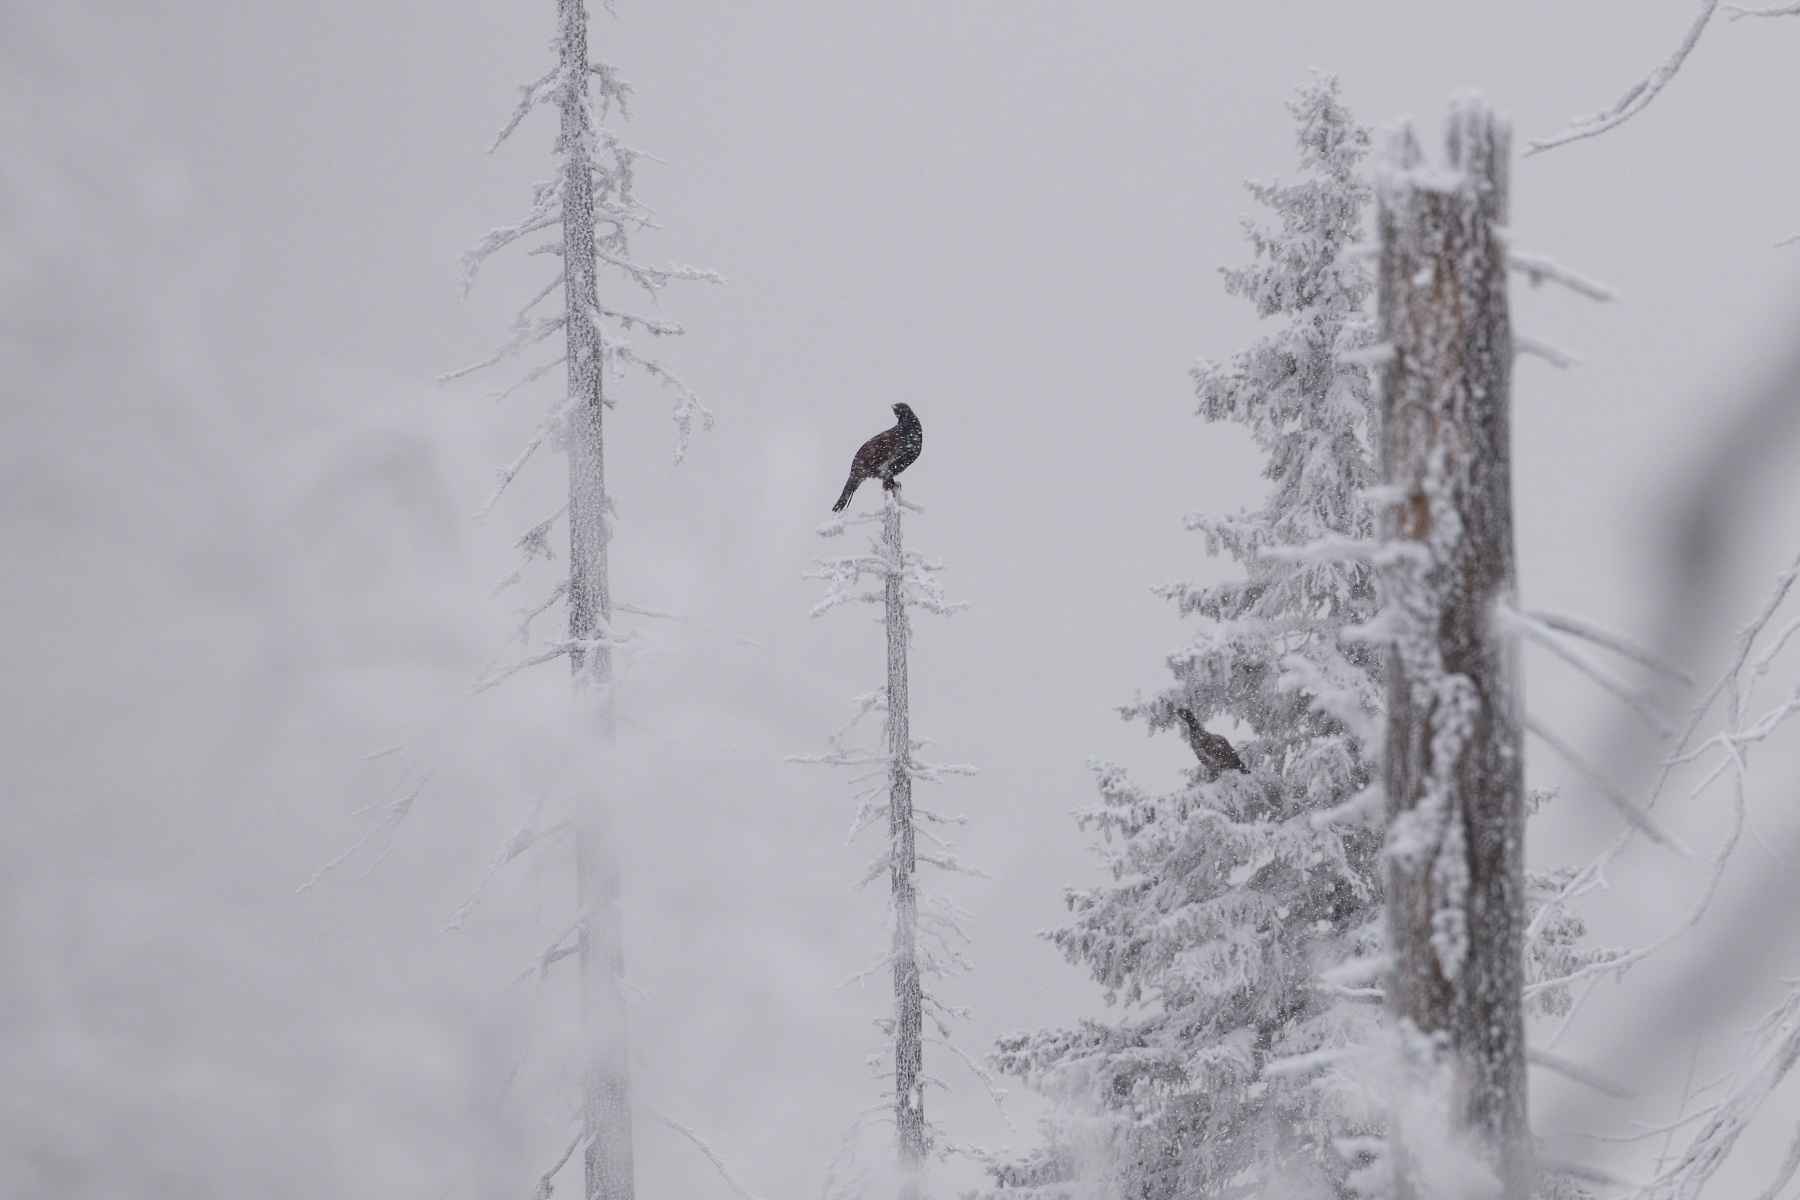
7,1 -> 1800,1196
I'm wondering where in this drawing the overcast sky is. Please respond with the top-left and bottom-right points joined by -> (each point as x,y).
6,2 -> 1800,1197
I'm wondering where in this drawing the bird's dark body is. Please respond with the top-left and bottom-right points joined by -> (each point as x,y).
832,404 -> 923,512
1174,708 -> 1247,780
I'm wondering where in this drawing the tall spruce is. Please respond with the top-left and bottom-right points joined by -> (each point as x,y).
992,77 -> 1385,1200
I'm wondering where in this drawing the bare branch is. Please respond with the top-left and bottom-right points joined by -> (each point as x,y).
1515,333 -> 1584,369
531,1128 -> 584,1200
1523,607 -> 1694,683
1507,250 -> 1620,301
652,1111 -> 783,1200
1526,0 -> 1721,155
1527,1047 -> 1636,1099
1524,717 -> 1685,849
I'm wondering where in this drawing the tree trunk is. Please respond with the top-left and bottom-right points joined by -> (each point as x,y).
1376,98 -> 1527,1199
558,1 -> 634,1197
884,494 -> 927,1200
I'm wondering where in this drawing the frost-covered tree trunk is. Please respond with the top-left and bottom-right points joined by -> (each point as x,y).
556,0 -> 634,1193
1375,98 -> 1526,1199
797,488 -> 977,1200
883,500 -> 927,1200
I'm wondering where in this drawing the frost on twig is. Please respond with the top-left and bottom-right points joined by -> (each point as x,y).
1526,0 -> 1722,155
652,1110 -> 788,1200
1520,546 -> 1800,1192
1507,250 -> 1619,302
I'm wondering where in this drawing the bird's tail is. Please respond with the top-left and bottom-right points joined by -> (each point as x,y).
832,478 -> 859,513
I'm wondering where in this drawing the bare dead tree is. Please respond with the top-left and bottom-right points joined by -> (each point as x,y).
795,490 -> 981,1200
1375,97 -> 1528,1199
881,498 -> 928,1198
439,2 -> 716,1195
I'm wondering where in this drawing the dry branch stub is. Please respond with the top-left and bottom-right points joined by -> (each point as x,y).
1376,97 -> 1528,1200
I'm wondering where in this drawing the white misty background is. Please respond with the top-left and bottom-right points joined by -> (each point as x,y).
4,1 -> 1800,1198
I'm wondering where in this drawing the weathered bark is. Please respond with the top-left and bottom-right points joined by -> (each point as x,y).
883,495 -> 927,1200
1377,98 -> 1527,1199
558,1 -> 634,1197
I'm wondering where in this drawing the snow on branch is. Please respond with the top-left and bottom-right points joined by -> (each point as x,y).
531,1128 -> 584,1200
1507,249 -> 1620,302
1727,1 -> 1800,16
490,66 -> 561,153
1524,717 -> 1684,848
1523,607 -> 1694,683
445,784 -> 569,932
1524,546 -> 1800,1082
1526,0 -> 1722,155
1502,606 -> 1675,734
297,762 -> 440,893
652,1111 -> 788,1200
1515,333 -> 1584,369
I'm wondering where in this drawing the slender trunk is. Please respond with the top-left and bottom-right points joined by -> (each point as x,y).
558,2 -> 634,1197
1377,99 -> 1527,1199
884,494 -> 926,1200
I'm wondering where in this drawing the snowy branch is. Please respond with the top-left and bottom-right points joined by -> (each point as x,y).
1507,250 -> 1620,302
1526,0 -> 1722,155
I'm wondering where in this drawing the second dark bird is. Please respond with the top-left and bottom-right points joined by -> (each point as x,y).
1175,707 -> 1247,780
832,403 -> 923,512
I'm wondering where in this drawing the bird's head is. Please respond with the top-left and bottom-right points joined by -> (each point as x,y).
893,402 -> 916,421
1173,706 -> 1198,730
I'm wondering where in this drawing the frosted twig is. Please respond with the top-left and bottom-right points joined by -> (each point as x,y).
1507,250 -> 1619,301
1727,1 -> 1800,16
475,409 -> 570,524
491,66 -> 561,153
297,766 -> 438,893
1527,1047 -> 1635,1098
1523,608 -> 1693,683
1626,991 -> 1800,1199
1747,1122 -> 1800,1200
1506,608 -> 1674,734
652,1110 -> 784,1200
614,600 -> 758,646
493,512 -> 565,595
515,912 -> 585,984
441,313 -> 566,382
446,782 -> 569,931
1526,0 -> 1722,155
532,1128 -> 584,1200
1515,334 -> 1583,369
1524,717 -> 1683,848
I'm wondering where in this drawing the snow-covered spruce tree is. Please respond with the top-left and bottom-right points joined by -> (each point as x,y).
794,490 -> 980,1200
991,77 -> 1386,1200
445,4 -> 715,1198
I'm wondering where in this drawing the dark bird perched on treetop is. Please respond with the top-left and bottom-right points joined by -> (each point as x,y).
1174,707 -> 1247,780
832,403 -> 923,512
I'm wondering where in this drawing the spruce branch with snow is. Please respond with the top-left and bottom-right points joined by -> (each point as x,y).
990,76 -> 1387,1200
794,491 -> 984,1200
